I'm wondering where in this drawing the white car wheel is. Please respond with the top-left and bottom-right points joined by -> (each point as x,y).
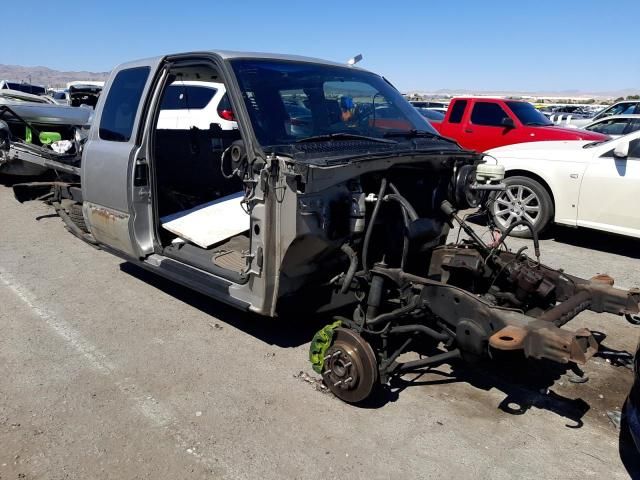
490,176 -> 553,238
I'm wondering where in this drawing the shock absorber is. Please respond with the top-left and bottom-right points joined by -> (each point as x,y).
366,263 -> 386,319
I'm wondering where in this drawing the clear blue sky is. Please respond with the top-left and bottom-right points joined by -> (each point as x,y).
2,0 -> 639,93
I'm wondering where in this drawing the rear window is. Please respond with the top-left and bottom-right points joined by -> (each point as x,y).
470,102 -> 509,127
448,100 -> 466,123
99,67 -> 150,142
160,85 -> 217,110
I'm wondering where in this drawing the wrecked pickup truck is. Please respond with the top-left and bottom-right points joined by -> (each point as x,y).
13,51 -> 640,404
0,103 -> 90,176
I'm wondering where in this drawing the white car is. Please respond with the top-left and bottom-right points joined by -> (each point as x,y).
583,114 -> 640,138
156,81 -> 237,130
486,130 -> 640,238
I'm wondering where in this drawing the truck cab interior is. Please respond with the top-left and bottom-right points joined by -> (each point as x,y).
150,63 -> 250,282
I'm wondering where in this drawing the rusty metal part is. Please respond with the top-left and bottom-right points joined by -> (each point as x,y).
488,325 -> 527,351
591,274 -> 615,286
576,282 -> 640,316
373,267 -> 632,366
322,328 -> 377,403
538,290 -> 592,327
490,323 -> 598,364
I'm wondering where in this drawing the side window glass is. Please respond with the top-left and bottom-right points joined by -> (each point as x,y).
627,119 -> 640,135
448,100 -> 466,123
99,67 -> 150,142
590,119 -> 628,136
470,102 -> 509,127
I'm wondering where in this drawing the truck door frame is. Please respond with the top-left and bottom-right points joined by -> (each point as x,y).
81,57 -> 166,258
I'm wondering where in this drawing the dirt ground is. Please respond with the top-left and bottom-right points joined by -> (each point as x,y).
0,183 -> 639,479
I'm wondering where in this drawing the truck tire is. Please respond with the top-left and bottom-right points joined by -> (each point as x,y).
490,176 -> 553,239
68,203 -> 88,233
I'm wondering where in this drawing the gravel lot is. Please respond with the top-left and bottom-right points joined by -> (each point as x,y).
1,181 -> 639,479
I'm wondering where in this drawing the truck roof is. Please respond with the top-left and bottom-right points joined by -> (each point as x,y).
115,50 -> 364,72
450,97 -> 522,102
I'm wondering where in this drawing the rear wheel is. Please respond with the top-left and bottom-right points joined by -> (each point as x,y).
490,176 -> 553,238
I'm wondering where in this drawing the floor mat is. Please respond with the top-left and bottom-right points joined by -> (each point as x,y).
212,250 -> 246,272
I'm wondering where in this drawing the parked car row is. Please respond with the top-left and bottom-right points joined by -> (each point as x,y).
551,100 -> 640,128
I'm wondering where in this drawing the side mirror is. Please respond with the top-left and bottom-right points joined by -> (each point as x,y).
501,117 -> 515,129
613,141 -> 629,158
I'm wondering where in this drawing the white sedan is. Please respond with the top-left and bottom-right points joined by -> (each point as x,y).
485,130 -> 640,238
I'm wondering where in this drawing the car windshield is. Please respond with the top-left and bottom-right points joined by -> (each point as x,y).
506,101 -> 553,126
230,59 -> 437,150
596,102 -> 638,119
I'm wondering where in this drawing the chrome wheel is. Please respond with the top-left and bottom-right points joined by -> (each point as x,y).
492,184 -> 541,232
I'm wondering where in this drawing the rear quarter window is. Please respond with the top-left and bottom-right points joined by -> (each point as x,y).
448,100 -> 466,123
99,67 -> 150,142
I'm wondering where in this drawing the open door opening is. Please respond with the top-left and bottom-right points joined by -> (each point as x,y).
150,62 -> 251,283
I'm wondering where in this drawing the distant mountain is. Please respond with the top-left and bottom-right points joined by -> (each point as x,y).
409,87 -> 640,100
0,64 -> 110,88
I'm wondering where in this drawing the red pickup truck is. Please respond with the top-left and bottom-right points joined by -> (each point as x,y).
433,97 -> 607,152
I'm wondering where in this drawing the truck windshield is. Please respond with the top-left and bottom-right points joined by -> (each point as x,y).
230,59 -> 436,150
506,101 -> 553,126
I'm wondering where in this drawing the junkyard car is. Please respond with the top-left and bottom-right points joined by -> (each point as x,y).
0,89 -> 56,105
486,130 -> 640,238
9,51 -> 640,404
433,97 -> 607,152
0,103 -> 91,175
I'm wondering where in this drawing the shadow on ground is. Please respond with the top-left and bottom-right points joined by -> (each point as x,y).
550,226 -> 640,260
466,212 -> 640,259
120,262 -> 327,349
374,355 -> 593,427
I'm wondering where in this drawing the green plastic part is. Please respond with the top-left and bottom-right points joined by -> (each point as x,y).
24,128 -> 61,145
309,319 -> 342,374
39,131 -> 62,145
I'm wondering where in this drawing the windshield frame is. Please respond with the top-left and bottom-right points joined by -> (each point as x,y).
229,58 -> 438,155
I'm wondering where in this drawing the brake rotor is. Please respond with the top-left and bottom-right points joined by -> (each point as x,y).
321,328 -> 378,403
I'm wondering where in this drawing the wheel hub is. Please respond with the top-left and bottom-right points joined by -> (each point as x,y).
493,184 -> 541,231
322,328 -> 378,403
